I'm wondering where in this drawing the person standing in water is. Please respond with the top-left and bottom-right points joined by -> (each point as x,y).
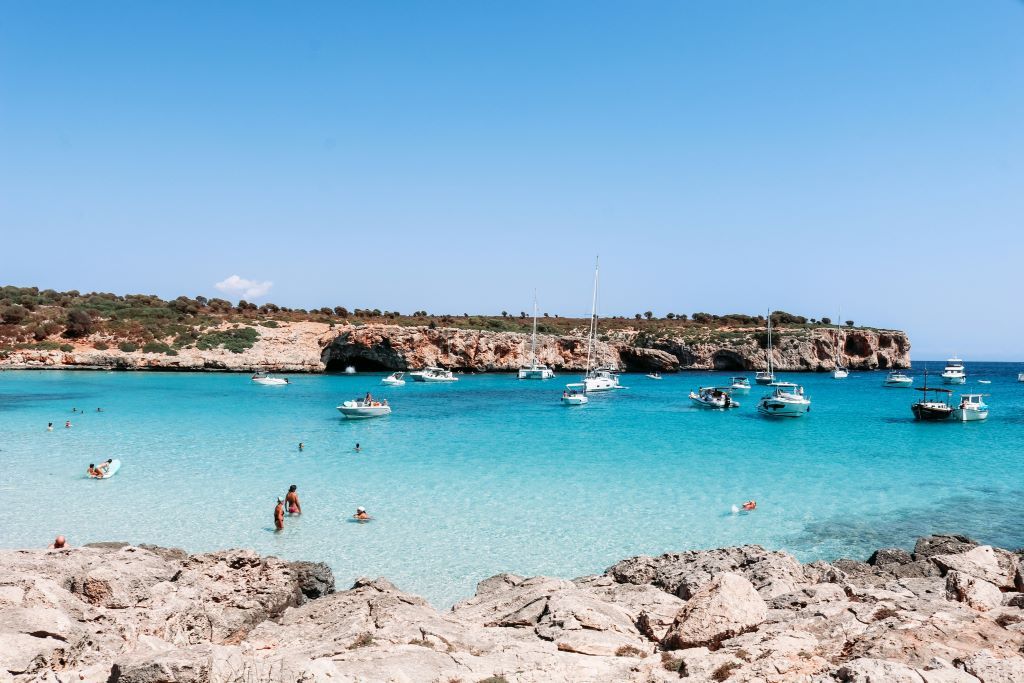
47,422 -> 53,431
49,535 -> 66,549
354,443 -> 361,453
274,498 -> 285,531
298,442 -> 304,452
285,485 -> 302,515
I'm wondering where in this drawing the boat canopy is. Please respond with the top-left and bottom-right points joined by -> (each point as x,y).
915,386 -> 953,393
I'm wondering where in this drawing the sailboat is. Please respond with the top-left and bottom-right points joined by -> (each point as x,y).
754,310 -> 776,385
518,292 -> 555,379
831,310 -> 849,379
581,258 -> 622,392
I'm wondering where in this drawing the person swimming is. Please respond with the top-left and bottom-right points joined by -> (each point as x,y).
286,484 -> 301,515
742,500 -> 757,511
274,498 -> 285,531
65,420 -> 72,429
47,422 -> 53,431
353,506 -> 371,521
354,443 -> 361,453
49,535 -> 66,549
298,442 -> 304,451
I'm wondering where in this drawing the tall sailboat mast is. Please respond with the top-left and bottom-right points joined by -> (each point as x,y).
530,290 -> 539,366
584,257 -> 599,377
767,308 -> 773,374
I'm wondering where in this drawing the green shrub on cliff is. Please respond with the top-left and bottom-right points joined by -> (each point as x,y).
196,327 -> 258,353
142,341 -> 173,354
118,342 -> 138,352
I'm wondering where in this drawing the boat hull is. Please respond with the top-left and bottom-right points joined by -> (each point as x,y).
952,408 -> 988,422
337,402 -> 391,419
941,376 -> 966,385
756,399 -> 810,417
911,403 -> 952,421
561,395 -> 588,405
518,368 -> 554,380
584,377 -> 620,392
252,377 -> 288,385
884,379 -> 913,388
832,369 -> 849,379
380,379 -> 405,386
754,375 -> 775,385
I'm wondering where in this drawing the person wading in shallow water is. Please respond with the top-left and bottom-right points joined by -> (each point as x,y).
274,498 -> 285,531
49,535 -> 66,549
286,485 -> 302,515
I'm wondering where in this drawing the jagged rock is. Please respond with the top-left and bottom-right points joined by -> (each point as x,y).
835,657 -> 926,682
609,544 -> 808,599
959,650 -> 1024,682
914,535 -> 979,560
661,573 -> 767,650
932,546 -> 1017,589
617,346 -> 680,372
945,571 -> 1003,612
870,548 -> 914,566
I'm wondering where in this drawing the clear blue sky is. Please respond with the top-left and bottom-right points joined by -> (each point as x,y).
2,2 -> 1022,360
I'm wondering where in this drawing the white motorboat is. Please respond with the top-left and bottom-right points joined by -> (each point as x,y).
755,311 -> 776,385
831,310 -> 849,379
941,357 -> 966,384
729,377 -> 751,393
1018,373 -> 1024,383
646,372 -> 662,380
252,372 -> 289,386
518,293 -> 555,379
883,370 -> 913,388
337,398 -> 392,419
952,393 -> 988,422
561,383 -> 589,405
344,366 -> 357,375
689,387 -> 740,409
411,366 -> 458,383
381,372 -> 406,386
757,382 -> 810,418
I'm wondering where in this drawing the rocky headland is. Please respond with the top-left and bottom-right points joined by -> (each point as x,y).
0,321 -> 911,374
3,534 -> 1022,682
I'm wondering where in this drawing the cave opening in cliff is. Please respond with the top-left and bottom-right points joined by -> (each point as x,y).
325,357 -> 394,372
712,351 -> 745,371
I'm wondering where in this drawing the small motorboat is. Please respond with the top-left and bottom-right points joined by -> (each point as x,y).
883,371 -> 913,388
561,383 -> 588,405
911,371 -> 953,421
519,362 -> 555,380
729,377 -> 751,393
252,372 -> 289,386
754,370 -> 775,386
411,366 -> 458,383
757,383 -> 810,418
337,398 -> 392,419
941,357 -> 966,384
344,366 -> 357,375
646,372 -> 662,380
832,366 -> 849,379
952,394 -> 989,422
381,372 -> 406,386
1018,373 -> 1024,383
689,387 -> 740,409
977,380 -> 991,385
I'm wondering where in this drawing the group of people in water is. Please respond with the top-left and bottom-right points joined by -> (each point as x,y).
274,484 -> 371,531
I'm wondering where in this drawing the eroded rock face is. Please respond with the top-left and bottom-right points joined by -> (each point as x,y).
661,573 -> 767,650
0,321 -> 911,373
2,534 -> 1022,682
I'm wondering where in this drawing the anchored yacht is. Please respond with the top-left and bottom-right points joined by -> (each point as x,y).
518,292 -> 555,380
941,357 -> 966,385
757,382 -> 810,418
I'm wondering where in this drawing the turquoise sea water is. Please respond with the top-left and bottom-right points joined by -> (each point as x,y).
2,363 -> 1022,606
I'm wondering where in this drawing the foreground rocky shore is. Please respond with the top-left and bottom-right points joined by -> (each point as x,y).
0,321 -> 911,374
4,534 -> 1021,682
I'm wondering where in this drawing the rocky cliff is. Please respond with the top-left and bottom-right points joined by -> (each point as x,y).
0,322 -> 911,373
2,535 -> 1021,682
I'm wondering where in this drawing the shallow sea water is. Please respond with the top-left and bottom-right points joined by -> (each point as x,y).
1,362 -> 1022,606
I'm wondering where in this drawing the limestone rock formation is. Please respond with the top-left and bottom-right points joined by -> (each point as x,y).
5,534 -> 1021,682
0,320 -> 911,373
